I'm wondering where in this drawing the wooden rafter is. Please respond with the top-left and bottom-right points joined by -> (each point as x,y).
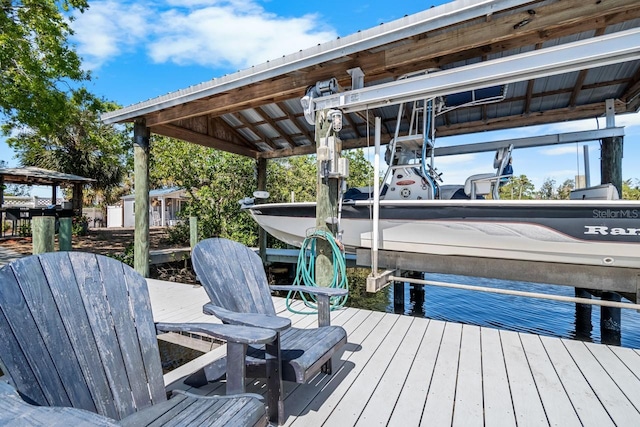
231,112 -> 278,151
255,107 -> 298,148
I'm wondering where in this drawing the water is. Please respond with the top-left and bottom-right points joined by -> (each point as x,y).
388,272 -> 640,349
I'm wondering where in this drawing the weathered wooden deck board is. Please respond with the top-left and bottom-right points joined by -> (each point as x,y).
422,322 -> 462,426
519,333 -> 581,426
355,317 -> 429,426
501,330 -> 548,426
452,325 -> 483,427
147,279 -> 640,426
387,319 -> 443,427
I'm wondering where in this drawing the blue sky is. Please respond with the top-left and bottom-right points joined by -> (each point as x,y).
2,0 -> 639,194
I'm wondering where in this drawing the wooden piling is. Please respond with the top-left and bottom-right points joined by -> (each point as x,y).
600,291 -> 621,345
134,120 -> 150,277
58,217 -> 72,251
601,136 -> 623,197
190,216 -> 198,250
31,217 -> 55,254
315,110 -> 340,288
257,158 -> 267,262
600,135 -> 622,343
574,288 -> 592,341
393,281 -> 405,314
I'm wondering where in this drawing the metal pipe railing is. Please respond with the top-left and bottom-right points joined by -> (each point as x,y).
391,275 -> 640,310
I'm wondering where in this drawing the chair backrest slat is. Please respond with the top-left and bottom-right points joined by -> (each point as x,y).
0,252 -> 166,420
192,239 -> 275,315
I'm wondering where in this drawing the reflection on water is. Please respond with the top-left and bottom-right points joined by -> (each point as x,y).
386,273 -> 640,349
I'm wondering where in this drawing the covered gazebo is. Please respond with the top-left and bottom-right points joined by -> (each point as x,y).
0,166 -> 95,214
101,0 -> 640,276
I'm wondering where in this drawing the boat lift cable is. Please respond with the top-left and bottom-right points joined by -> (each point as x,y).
286,229 -> 349,315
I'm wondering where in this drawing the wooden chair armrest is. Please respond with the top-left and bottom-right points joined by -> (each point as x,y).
203,303 -> 291,332
270,285 -> 347,327
0,382 -> 117,426
155,322 -> 276,345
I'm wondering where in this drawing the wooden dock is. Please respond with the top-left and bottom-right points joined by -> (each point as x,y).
148,278 -> 640,426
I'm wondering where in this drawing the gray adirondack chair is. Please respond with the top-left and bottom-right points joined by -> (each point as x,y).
0,251 -> 275,426
190,238 -> 348,425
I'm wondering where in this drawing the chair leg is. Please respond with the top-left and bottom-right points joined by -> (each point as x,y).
321,359 -> 333,375
184,358 -> 227,387
266,334 -> 285,425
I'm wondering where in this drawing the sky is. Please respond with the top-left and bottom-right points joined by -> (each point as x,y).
2,0 -> 639,195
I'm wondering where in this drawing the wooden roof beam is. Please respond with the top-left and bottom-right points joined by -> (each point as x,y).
151,124 -> 258,158
621,67 -> 640,112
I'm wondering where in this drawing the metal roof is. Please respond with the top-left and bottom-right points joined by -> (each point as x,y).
121,187 -> 186,200
102,0 -> 640,159
0,167 -> 96,186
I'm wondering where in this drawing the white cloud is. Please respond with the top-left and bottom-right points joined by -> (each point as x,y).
71,0 -> 337,70
540,145 -> 584,156
72,1 -> 150,69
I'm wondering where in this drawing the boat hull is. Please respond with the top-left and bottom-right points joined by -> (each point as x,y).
248,200 -> 640,268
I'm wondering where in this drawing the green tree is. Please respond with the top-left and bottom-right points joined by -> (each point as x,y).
498,174 -> 535,199
150,137 -> 258,246
1,0 -> 90,134
343,149 -> 374,188
622,178 -> 640,200
267,155 -> 317,203
7,90 -> 130,205
265,148 -> 374,204
538,177 -> 556,199
556,179 -> 575,200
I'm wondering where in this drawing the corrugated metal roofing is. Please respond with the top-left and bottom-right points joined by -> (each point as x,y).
0,167 -> 96,186
101,0 -> 640,159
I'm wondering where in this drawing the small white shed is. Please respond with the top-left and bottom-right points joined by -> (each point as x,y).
109,187 -> 187,228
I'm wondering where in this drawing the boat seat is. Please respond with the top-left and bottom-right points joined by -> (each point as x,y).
464,144 -> 513,199
464,173 -> 495,198
439,185 -> 467,200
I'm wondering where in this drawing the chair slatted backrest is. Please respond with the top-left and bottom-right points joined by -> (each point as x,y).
0,252 -> 166,420
192,238 -> 276,316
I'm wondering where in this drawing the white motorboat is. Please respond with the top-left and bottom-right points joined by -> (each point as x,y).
248,197 -> 640,269
247,78 -> 640,270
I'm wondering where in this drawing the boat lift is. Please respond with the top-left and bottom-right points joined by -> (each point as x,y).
302,27 -> 640,293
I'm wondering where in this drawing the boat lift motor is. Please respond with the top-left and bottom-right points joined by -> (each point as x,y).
317,109 -> 349,179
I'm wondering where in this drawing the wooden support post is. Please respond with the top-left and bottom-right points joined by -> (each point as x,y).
315,110 -> 340,288
600,129 -> 622,344
31,216 -> 55,254
601,136 -> 623,197
72,183 -> 83,216
257,158 -> 267,262
393,281 -> 405,314
266,335 -> 284,425
189,216 -> 198,250
408,271 -> 425,316
51,184 -> 57,205
0,175 -> 4,207
600,291 -> 621,345
58,218 -> 72,251
574,288 -> 592,341
134,120 -> 151,277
